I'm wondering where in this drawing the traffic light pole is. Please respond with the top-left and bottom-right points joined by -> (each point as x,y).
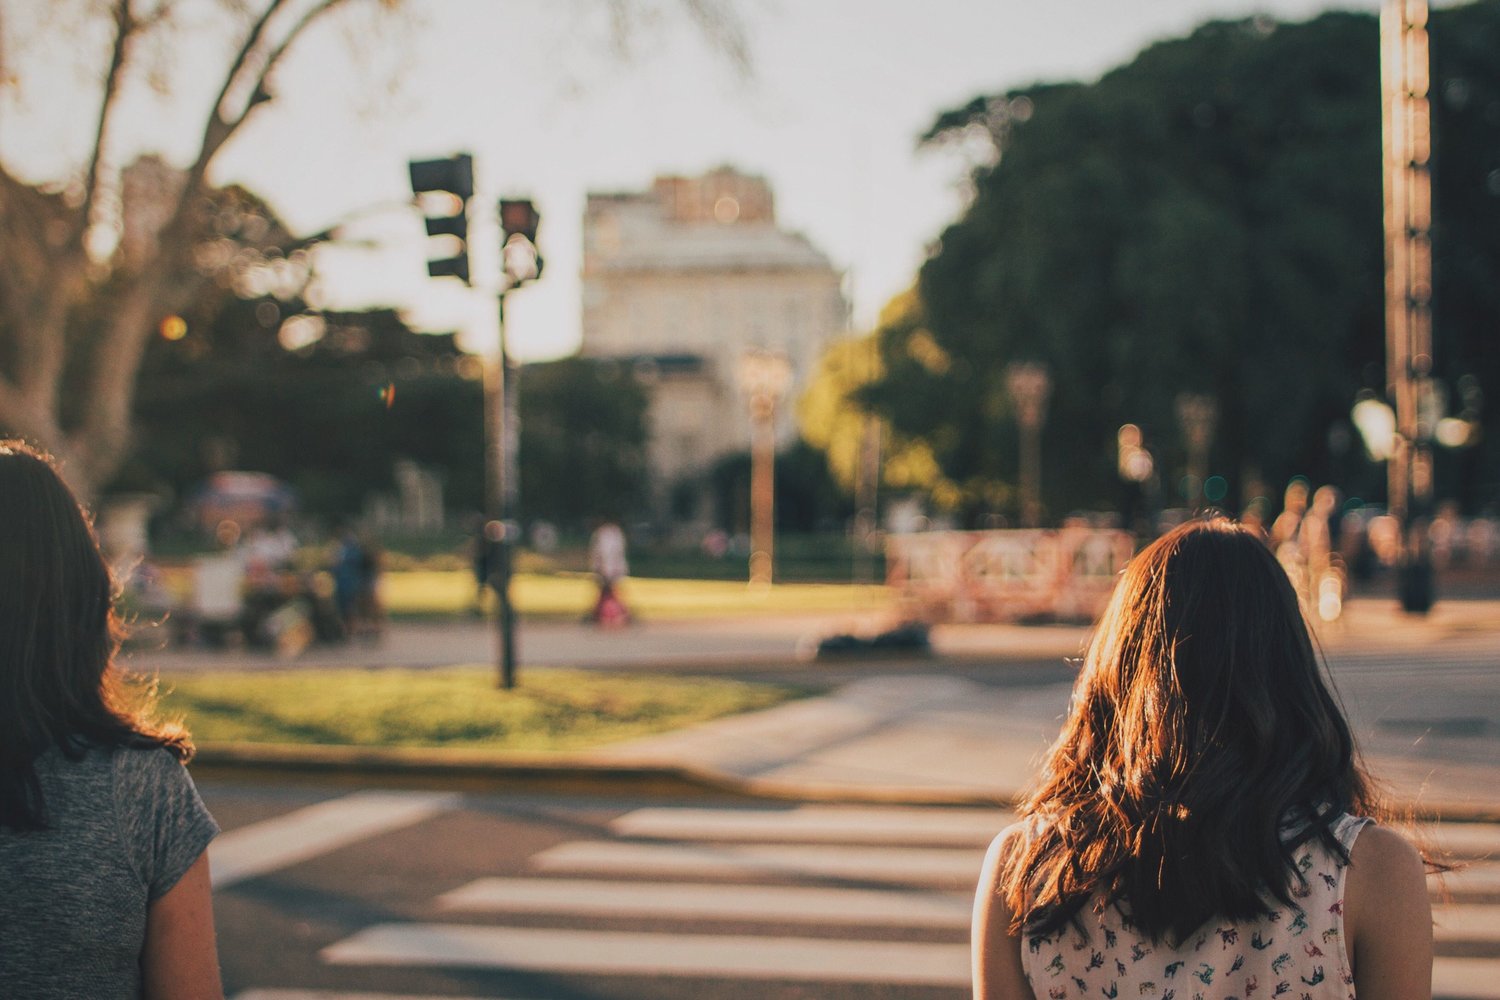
410,152 -> 538,686
492,290 -> 520,689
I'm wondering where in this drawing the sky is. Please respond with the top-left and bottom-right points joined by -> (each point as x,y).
7,0 -> 1380,361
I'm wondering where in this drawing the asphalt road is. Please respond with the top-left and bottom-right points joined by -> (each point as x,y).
203,783 -> 987,1000
202,780 -> 1500,1000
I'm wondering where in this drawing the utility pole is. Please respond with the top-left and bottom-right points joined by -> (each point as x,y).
1381,0 -> 1436,612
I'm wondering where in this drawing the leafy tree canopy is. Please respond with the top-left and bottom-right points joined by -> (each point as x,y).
863,3 -> 1500,520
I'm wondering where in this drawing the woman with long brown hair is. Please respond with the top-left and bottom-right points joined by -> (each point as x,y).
974,517 -> 1432,1000
0,442 -> 222,999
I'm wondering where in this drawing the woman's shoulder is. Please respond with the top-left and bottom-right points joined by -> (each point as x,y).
986,819 -> 1035,857
109,742 -> 188,783
1347,821 -> 1423,876
981,818 -> 1042,884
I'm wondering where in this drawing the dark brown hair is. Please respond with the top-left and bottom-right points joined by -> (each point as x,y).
0,441 -> 190,830
1002,516 -> 1380,944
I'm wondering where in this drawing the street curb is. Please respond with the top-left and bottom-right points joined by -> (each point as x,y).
190,742 -> 1500,821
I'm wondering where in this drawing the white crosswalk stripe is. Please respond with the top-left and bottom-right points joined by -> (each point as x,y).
319,801 -> 987,991
232,992 -> 545,1000
1325,644 -> 1500,678
531,838 -> 985,884
210,791 -> 461,889
297,800 -> 1500,997
438,876 -> 973,927
322,924 -> 972,986
607,803 -> 1011,845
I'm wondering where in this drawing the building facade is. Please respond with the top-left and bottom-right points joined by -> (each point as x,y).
580,167 -> 848,530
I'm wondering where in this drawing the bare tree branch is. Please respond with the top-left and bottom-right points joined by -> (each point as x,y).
68,0 -> 364,495
76,0 -> 137,250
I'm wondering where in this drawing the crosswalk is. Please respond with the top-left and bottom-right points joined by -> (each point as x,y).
318,802 -> 996,991
223,796 -> 1500,999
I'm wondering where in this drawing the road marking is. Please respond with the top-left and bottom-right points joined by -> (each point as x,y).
1436,957 -> 1500,1000
532,840 -> 984,884
211,791 -> 460,889
610,804 -> 1011,846
1439,862 -> 1500,897
438,876 -> 972,927
322,923 -> 970,986
1432,824 -> 1500,860
234,992 -> 546,1000
1434,903 -> 1500,940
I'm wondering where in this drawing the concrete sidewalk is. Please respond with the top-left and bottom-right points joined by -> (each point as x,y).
174,595 -> 1500,818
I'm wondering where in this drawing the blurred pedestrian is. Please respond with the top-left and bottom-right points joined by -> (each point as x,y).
973,517 -> 1434,1000
0,441 -> 223,999
467,515 -> 498,615
587,518 -> 630,627
331,522 -> 383,642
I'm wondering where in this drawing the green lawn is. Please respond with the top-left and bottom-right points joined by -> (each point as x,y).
381,571 -> 893,621
154,666 -> 806,751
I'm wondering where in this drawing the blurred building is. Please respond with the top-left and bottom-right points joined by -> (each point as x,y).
581,167 -> 848,529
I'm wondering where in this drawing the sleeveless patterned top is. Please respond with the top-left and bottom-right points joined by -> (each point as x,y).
1019,813 -> 1369,1000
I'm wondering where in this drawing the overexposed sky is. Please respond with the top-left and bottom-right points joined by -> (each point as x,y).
7,0 -> 1375,359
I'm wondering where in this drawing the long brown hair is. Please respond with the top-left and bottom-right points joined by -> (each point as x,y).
1002,516 -> 1380,944
0,441 -> 191,831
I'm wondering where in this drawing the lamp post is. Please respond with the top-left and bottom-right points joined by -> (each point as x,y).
1175,393 -> 1218,510
1005,362 -> 1051,528
1117,422 -> 1156,535
738,349 -> 793,586
1381,0 -> 1436,612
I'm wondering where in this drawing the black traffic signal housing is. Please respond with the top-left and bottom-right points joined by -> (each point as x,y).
499,199 -> 543,282
409,154 -> 474,284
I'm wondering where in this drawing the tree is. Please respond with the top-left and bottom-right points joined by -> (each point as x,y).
126,294 -> 484,519
517,357 -> 649,531
864,3 -> 1500,518
798,290 -> 964,512
0,0 -> 747,501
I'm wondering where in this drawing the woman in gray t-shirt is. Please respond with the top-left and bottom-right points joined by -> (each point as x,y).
0,441 -> 222,1000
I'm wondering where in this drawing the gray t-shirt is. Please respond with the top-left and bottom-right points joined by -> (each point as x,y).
0,743 -> 219,999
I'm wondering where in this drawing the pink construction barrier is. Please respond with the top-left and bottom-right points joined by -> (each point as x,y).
886,527 -> 1135,623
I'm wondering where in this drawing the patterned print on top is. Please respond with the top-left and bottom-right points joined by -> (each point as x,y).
1018,814 -> 1368,1000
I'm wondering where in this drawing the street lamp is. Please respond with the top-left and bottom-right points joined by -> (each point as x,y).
738,349 -> 793,586
1005,362 -> 1051,528
1117,423 -> 1156,537
1352,392 -> 1398,463
1175,393 -> 1218,509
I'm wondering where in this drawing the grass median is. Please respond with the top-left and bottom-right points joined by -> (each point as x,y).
381,571 -> 892,621
152,666 -> 809,752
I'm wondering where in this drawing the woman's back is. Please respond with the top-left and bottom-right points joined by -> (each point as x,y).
1018,815 -> 1366,1000
0,744 -> 218,1000
972,519 -> 1433,1000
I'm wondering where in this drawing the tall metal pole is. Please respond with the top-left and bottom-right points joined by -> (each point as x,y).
491,291 -> 519,687
1005,362 -> 1051,529
1381,0 -> 1435,612
749,396 -> 776,586
739,349 -> 792,587
1176,393 -> 1218,510
853,416 -> 881,587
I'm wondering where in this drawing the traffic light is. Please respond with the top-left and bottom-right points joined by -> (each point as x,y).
499,199 -> 539,243
499,199 -> 543,283
409,153 -> 474,284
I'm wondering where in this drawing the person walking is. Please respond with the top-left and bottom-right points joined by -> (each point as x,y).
973,517 -> 1434,1000
331,522 -> 383,642
0,441 -> 222,999
587,518 -> 631,627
